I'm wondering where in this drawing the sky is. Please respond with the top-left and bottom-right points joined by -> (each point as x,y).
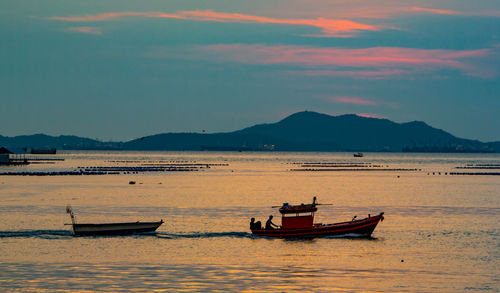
1,0 -> 500,142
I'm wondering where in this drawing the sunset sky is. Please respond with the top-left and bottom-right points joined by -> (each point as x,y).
1,0 -> 499,141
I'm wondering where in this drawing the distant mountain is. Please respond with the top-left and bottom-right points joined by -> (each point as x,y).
122,111 -> 497,152
488,141 -> 500,153
1,112 -> 498,152
0,134 -> 120,150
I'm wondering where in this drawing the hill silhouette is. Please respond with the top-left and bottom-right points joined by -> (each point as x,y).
123,111 -> 496,152
1,111 -> 498,152
0,134 -> 119,150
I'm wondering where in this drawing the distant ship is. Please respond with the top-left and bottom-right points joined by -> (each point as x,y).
353,152 -> 364,157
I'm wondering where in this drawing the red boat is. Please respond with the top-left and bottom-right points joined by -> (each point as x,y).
250,197 -> 384,238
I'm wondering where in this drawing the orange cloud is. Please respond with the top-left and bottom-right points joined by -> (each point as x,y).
179,11 -> 381,37
65,26 -> 102,35
196,44 -> 494,78
49,10 -> 381,37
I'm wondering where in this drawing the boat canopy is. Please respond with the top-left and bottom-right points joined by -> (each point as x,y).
279,203 -> 317,214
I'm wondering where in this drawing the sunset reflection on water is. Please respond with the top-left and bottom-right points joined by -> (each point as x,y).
0,151 -> 499,292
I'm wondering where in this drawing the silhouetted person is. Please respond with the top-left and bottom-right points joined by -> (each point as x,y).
265,215 -> 279,230
250,218 -> 261,230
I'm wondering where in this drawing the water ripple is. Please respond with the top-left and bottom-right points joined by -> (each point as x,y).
157,231 -> 254,239
0,230 -> 72,238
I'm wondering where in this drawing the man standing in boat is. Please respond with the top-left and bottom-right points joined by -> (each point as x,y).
265,215 -> 280,230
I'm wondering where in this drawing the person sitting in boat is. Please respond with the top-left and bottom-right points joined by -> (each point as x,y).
250,218 -> 261,230
265,215 -> 280,230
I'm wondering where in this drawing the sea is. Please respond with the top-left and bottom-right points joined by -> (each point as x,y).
0,151 -> 499,292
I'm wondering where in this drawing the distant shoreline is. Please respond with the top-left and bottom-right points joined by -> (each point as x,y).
2,111 -> 499,153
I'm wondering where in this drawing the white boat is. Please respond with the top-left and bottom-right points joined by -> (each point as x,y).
66,206 -> 163,236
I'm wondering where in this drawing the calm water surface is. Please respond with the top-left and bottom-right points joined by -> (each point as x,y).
0,151 -> 499,292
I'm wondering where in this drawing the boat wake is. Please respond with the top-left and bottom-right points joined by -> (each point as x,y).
156,232 -> 254,239
0,230 -> 72,239
322,233 -> 379,240
0,230 -> 255,239
0,230 -> 379,240
157,232 -> 379,240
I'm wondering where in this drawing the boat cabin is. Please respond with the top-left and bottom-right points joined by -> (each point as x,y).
279,202 -> 317,229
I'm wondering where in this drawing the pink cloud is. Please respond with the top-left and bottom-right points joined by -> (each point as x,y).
356,113 -> 387,119
408,6 -> 460,15
50,12 -> 181,22
49,10 -> 382,37
408,6 -> 500,17
198,44 -> 494,78
267,2 -> 500,19
332,97 -> 377,106
326,96 -> 399,109
65,26 -> 102,35
297,69 -> 411,79
179,11 -> 382,37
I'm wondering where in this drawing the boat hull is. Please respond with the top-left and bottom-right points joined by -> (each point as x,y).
72,220 -> 163,236
251,213 -> 383,238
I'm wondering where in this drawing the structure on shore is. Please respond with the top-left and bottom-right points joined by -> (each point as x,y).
0,147 -> 29,165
